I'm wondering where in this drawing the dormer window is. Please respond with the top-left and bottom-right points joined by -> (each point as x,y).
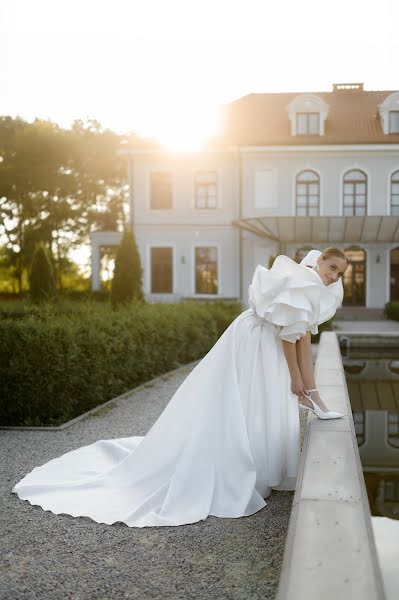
296,112 -> 320,135
389,111 -> 399,134
378,91 -> 399,134
286,93 -> 328,136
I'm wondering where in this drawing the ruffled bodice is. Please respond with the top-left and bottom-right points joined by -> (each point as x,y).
248,252 -> 343,343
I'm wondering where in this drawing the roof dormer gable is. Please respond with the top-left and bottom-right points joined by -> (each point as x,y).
379,91 -> 399,134
286,93 -> 329,136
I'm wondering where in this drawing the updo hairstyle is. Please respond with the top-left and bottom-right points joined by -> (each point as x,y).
320,247 -> 348,264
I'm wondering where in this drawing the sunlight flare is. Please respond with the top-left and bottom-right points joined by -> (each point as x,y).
134,101 -> 221,152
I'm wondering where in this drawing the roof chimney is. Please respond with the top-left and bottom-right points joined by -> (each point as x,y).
333,83 -> 364,92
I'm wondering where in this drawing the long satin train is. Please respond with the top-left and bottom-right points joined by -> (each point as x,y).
12,309 -> 300,528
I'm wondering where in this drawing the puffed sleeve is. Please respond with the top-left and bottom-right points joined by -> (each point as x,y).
248,255 -> 343,343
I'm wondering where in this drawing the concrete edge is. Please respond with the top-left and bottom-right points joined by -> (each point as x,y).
277,331 -> 386,600
0,360 -> 200,432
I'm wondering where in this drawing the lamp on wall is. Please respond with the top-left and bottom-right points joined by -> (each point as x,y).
376,254 -> 381,264
181,256 -> 186,264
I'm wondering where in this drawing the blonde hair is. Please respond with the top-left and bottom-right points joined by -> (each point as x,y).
320,247 -> 348,264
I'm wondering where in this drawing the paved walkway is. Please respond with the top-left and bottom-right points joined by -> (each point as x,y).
1,363 -> 298,600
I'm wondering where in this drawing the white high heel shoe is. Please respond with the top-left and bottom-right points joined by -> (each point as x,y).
299,388 -> 344,420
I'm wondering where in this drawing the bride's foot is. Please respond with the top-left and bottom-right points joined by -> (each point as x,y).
299,390 -> 330,412
298,388 -> 344,419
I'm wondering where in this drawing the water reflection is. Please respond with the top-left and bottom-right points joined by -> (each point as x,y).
343,355 -> 399,520
343,351 -> 399,599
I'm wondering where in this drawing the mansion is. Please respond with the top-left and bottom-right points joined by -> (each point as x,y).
91,82 -> 399,309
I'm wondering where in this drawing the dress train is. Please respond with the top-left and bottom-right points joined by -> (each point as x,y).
12,251 -> 343,528
11,310 -> 299,528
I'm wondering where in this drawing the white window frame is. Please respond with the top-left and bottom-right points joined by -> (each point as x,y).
343,245 -> 368,307
340,166 -> 370,216
389,111 -> 399,134
388,167 -> 399,215
146,244 -> 176,294
286,93 -> 329,136
294,169 -> 321,216
292,166 -> 323,215
296,112 -> 320,135
191,243 -> 221,297
192,168 -> 222,212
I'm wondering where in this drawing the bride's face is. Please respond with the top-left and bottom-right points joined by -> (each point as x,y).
316,256 -> 348,286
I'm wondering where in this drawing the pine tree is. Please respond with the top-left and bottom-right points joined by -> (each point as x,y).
29,242 -> 57,302
111,229 -> 144,307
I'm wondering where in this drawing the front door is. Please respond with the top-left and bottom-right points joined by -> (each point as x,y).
343,247 -> 366,306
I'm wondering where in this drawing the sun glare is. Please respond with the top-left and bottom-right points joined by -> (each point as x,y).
134,102 -> 221,152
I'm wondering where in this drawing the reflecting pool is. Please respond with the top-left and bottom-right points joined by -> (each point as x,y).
342,349 -> 399,600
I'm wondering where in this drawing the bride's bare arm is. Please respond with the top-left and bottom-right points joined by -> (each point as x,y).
282,339 -> 307,397
295,332 -> 316,391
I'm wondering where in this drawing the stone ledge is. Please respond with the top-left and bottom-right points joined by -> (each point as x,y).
277,332 -> 386,600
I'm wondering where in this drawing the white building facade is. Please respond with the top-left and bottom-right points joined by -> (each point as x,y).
91,83 -> 399,309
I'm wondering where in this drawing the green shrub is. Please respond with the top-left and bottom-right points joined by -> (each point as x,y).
0,301 -> 240,426
111,230 -> 143,307
29,243 -> 57,303
384,301 -> 399,320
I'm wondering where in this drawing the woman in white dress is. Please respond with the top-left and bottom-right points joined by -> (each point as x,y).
12,247 -> 348,528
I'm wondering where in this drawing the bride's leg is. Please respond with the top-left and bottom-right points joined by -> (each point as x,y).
296,332 -> 330,411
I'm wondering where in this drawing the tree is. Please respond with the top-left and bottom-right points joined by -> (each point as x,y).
29,242 -> 56,302
0,116 -> 133,294
111,229 -> 143,307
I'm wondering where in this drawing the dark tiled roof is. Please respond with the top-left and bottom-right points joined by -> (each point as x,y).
219,87 -> 399,146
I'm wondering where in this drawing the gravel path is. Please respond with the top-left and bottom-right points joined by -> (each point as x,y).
1,363 -> 301,600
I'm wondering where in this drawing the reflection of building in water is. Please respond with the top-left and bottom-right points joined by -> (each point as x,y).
364,472 -> 399,519
345,357 -> 399,519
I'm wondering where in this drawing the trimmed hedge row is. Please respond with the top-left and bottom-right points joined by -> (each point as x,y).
0,301 -> 242,427
384,301 -> 399,321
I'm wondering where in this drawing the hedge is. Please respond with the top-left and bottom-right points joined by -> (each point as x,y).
0,301 -> 242,427
384,301 -> 399,321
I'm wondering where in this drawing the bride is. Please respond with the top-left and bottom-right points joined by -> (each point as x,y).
12,247 -> 348,528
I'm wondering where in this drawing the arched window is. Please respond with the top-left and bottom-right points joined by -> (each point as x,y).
295,170 -> 320,216
343,247 -> 366,306
343,170 -> 367,216
390,170 -> 399,215
353,411 -> 365,447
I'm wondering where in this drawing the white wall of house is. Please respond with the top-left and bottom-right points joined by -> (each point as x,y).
239,147 -> 399,308
131,152 -> 239,225
91,145 -> 399,309
126,151 -> 240,301
240,148 -> 399,218
135,225 -> 240,301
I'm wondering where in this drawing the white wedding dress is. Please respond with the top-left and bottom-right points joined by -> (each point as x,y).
11,250 -> 343,528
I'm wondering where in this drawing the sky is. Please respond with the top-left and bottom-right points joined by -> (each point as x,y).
1,0 -> 399,273
1,0 -> 399,150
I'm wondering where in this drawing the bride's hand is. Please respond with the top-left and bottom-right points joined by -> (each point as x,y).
291,376 -> 307,398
